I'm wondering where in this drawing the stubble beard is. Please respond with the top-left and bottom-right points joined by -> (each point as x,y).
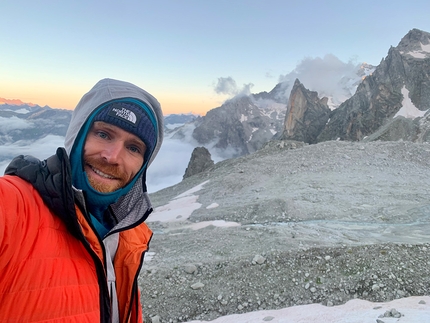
84,156 -> 129,193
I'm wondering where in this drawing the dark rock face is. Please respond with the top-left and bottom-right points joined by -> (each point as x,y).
253,82 -> 291,104
363,116 -> 419,142
317,28 -> 430,142
183,147 -> 214,179
191,96 -> 285,157
396,29 -> 430,113
280,79 -> 330,144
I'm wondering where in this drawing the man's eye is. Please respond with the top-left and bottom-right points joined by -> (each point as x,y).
96,131 -> 109,139
128,146 -> 140,154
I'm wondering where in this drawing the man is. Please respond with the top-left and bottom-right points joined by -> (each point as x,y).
0,78 -> 164,322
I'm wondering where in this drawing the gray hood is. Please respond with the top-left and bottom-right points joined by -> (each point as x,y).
64,78 -> 164,230
65,78 -> 164,167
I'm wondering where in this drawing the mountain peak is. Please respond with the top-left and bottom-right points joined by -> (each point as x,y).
0,97 -> 37,107
396,28 -> 430,59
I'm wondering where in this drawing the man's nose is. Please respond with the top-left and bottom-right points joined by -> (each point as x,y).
101,142 -> 123,163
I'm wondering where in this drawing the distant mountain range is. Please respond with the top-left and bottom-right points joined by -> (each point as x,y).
2,28 -> 430,181
0,98 -> 38,107
182,28 -> 430,157
0,105 -> 197,146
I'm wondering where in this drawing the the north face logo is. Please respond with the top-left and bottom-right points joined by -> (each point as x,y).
112,107 -> 137,123
108,103 -> 142,127
108,105 -> 140,126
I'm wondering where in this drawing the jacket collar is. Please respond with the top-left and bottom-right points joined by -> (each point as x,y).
5,147 -> 153,236
5,147 -> 82,238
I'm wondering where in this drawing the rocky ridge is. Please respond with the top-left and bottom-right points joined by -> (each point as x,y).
317,28 -> 430,143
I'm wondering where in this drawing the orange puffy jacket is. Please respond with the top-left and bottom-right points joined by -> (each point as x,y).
0,150 -> 152,323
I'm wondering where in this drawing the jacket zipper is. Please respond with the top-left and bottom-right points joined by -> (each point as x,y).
75,201 -> 112,323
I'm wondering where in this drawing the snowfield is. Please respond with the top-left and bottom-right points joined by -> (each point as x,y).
141,140 -> 430,322
185,296 -> 430,322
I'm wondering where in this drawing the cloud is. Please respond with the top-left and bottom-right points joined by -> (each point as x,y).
278,54 -> 361,103
147,123 -> 237,193
0,160 -> 9,175
0,116 -> 32,133
214,77 -> 254,98
265,71 -> 275,79
146,136 -> 196,193
239,83 -> 254,96
214,54 -> 361,108
214,77 -> 238,95
0,135 -> 65,174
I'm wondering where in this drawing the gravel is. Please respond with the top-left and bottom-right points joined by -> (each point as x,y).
141,140 -> 430,323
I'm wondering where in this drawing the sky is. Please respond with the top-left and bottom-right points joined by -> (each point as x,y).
2,0 -> 430,115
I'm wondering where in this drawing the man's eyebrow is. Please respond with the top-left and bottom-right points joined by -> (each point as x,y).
93,121 -> 146,147
93,121 -> 115,130
129,137 -> 146,147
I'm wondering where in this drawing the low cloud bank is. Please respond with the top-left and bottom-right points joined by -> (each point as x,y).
215,54 -> 363,106
0,133 -> 202,194
0,135 -> 65,174
0,116 -> 32,133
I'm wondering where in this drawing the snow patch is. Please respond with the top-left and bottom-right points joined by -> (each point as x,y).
147,181 -> 234,231
176,181 -> 209,198
394,86 -> 428,119
189,220 -> 240,230
206,203 -> 219,209
143,251 -> 155,262
423,42 -> 430,53
402,42 -> 430,59
185,296 -> 430,323
247,133 -> 253,143
147,181 -> 209,222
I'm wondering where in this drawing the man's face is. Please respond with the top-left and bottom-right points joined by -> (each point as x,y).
83,121 -> 146,193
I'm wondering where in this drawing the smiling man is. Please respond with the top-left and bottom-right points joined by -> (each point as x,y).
84,120 -> 146,193
0,79 -> 164,322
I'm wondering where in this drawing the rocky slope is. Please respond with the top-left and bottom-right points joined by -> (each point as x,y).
141,139 -> 430,323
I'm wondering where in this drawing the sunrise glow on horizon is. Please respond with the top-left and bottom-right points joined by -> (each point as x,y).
2,1 -> 430,117
0,82 -> 225,115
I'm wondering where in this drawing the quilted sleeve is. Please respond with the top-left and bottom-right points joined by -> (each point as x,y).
0,176 -> 39,272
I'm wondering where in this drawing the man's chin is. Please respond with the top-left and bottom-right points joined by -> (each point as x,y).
88,177 -> 123,193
